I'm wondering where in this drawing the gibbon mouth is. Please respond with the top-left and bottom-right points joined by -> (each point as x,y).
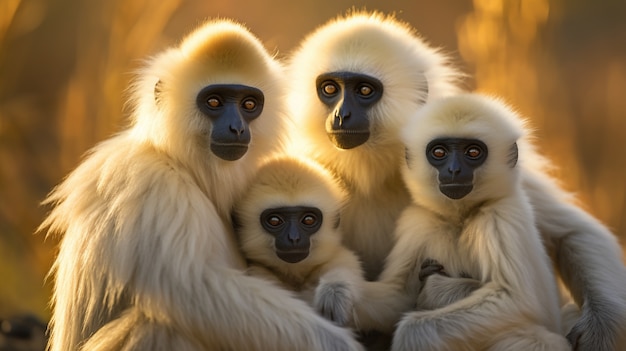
326,130 -> 370,149
439,184 -> 473,200
210,143 -> 249,161
276,250 -> 310,263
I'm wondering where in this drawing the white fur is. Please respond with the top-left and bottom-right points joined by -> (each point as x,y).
381,94 -> 570,350
287,11 -> 464,279
233,156 -> 365,328
40,19 -> 363,351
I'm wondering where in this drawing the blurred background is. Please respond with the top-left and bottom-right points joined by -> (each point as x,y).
0,0 -> 625,335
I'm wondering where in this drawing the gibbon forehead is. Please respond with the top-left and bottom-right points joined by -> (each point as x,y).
404,94 -> 524,151
238,157 -> 344,216
180,20 -> 271,71
150,20 -> 280,98
301,12 -> 420,73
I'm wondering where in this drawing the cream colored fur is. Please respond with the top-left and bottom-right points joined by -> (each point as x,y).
40,19 -> 363,351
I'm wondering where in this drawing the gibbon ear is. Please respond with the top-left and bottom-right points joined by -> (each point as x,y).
404,147 -> 412,169
333,213 -> 341,229
508,143 -> 518,168
154,79 -> 163,106
231,212 -> 241,231
418,73 -> 429,105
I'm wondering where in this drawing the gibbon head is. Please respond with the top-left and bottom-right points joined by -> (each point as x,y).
288,11 -> 461,155
233,156 -> 345,267
402,94 -> 528,209
128,19 -> 287,165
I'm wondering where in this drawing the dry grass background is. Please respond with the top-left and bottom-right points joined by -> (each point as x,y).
0,0 -> 624,326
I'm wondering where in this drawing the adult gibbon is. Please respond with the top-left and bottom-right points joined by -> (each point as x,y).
233,156 -> 365,327
288,11 -> 626,349
380,93 -> 570,350
40,19 -> 364,351
287,11 -> 463,281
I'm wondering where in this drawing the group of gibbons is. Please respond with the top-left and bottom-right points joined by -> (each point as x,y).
39,11 -> 626,351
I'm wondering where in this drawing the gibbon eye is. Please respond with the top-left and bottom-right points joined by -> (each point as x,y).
206,96 -> 221,108
301,214 -> 318,226
465,146 -> 482,159
266,215 -> 283,227
358,84 -> 373,97
242,98 -> 257,111
321,81 -> 339,96
431,146 -> 447,159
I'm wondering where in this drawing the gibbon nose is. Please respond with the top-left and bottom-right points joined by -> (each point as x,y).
229,119 -> 246,136
333,109 -> 351,128
448,158 -> 462,175
287,225 -> 301,244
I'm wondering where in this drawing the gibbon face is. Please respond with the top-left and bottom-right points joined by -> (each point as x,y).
425,137 -> 488,199
131,20 -> 285,163
288,12 -> 451,154
195,83 -> 264,160
316,71 -> 384,149
234,157 -> 345,267
260,206 -> 324,263
402,94 -> 526,206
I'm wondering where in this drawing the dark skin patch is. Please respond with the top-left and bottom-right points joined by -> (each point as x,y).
196,84 -> 264,161
260,206 -> 323,263
315,71 -> 383,149
419,258 -> 449,283
425,137 -> 488,200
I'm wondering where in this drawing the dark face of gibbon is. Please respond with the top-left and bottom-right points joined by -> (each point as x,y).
195,84 -> 265,161
425,137 -> 488,200
260,206 -> 323,263
315,72 -> 383,149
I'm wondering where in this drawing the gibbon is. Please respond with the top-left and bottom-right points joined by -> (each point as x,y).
232,156 -> 365,327
380,93 -> 570,350
288,11 -> 626,349
39,19 -> 364,351
287,11 -> 463,281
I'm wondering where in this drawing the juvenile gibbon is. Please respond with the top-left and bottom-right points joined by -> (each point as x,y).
381,93 -> 570,350
288,11 -> 626,349
233,156 -> 365,327
39,19 -> 364,351
287,11 -> 463,281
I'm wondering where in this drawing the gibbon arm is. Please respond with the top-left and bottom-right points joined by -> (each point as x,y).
417,271 -> 481,311
126,171 -> 364,351
352,211 -> 435,334
313,248 -> 365,327
524,171 -> 626,350
49,153 -> 363,351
